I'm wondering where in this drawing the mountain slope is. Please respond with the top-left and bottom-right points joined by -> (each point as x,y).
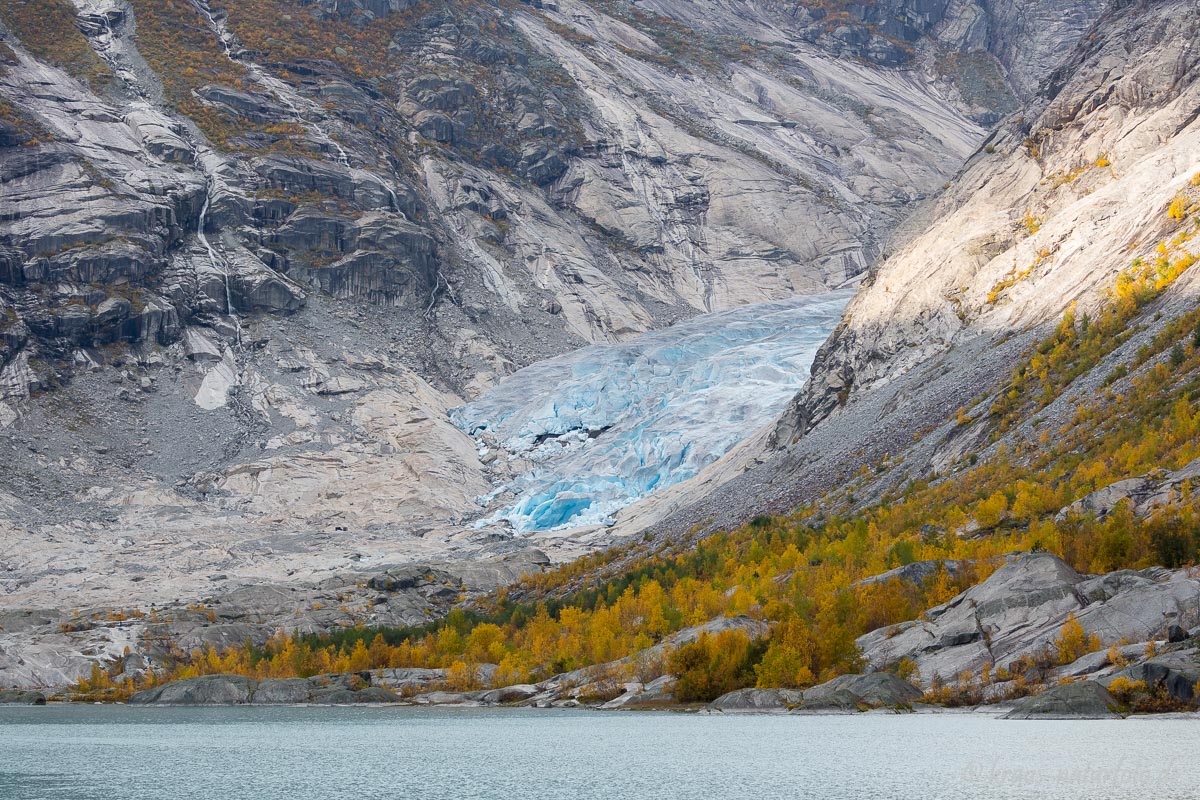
610,0 -> 1200,544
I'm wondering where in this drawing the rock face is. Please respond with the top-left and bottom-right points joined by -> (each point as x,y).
1002,681 -> 1121,720
857,554 -> 1200,686
852,559 -> 968,588
708,673 -> 921,714
776,0 -> 1200,445
0,688 -> 46,705
706,687 -> 804,712
127,672 -> 400,705
802,673 -> 924,709
560,0 -> 1200,591
129,674 -> 256,705
1104,649 -> 1200,704
0,0 -> 1074,435
1058,457 -> 1200,522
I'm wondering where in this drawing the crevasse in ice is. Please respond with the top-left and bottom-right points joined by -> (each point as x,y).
450,287 -> 853,533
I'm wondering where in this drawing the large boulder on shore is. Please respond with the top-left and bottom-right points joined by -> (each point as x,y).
128,673 -> 401,705
708,674 -> 920,714
708,688 -> 804,712
251,678 -> 313,705
481,684 -> 539,705
130,675 -> 256,705
1002,681 -> 1121,720
1103,648 -> 1200,704
0,689 -> 46,705
602,675 -> 676,708
805,673 -> 924,708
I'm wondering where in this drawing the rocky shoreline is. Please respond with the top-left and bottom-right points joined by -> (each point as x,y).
5,553 -> 1199,721
5,679 -> 1198,723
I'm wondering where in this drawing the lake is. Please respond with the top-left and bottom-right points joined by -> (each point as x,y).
1,706 -> 1196,799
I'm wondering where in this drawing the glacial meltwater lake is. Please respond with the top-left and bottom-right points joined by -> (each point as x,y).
1,706 -> 1197,799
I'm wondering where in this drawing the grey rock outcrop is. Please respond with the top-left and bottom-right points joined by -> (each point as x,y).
853,559 -> 968,588
129,674 -> 256,705
480,684 -> 539,705
802,673 -> 924,709
128,673 -> 400,705
251,678 -> 314,705
706,687 -> 804,713
601,675 -> 676,709
1103,649 -> 1200,705
792,688 -> 865,714
1002,681 -> 1121,720
708,673 -> 921,714
857,554 -> 1200,686
0,688 -> 46,704
1058,457 -> 1200,522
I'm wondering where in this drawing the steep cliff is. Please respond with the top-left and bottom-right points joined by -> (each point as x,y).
777,0 -> 1200,446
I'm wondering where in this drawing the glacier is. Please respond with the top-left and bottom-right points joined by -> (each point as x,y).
450,287 -> 854,533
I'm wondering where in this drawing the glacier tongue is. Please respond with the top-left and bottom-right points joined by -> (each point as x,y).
450,288 -> 854,532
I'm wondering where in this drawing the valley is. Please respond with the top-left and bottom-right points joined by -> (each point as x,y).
0,0 -> 1198,726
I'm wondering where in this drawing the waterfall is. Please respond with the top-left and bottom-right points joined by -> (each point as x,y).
196,176 -> 242,344
425,271 -> 445,318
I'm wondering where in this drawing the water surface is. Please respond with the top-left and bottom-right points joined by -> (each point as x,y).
2,706 -> 1196,799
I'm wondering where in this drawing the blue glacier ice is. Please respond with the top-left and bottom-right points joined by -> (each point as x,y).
450,287 -> 854,533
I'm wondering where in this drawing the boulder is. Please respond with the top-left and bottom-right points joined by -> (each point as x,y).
0,689 -> 46,704
1002,681 -> 1121,719
351,686 -> 401,703
309,688 -> 361,704
129,674 -> 255,705
1052,643 -> 1146,681
481,684 -> 539,705
603,674 -> 675,708
1057,458 -> 1200,521
853,559 -> 968,588
128,672 -> 404,705
804,673 -> 923,708
1103,648 -> 1200,703
251,678 -> 313,704
793,688 -> 864,713
707,687 -> 804,712
411,690 -> 486,706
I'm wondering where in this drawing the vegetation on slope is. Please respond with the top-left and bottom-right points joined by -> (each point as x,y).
989,191 -> 1199,433
0,0 -> 113,90
128,0 -> 311,149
